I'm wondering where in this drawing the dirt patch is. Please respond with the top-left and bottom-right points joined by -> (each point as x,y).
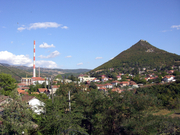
170,113 -> 180,118
153,109 -> 171,116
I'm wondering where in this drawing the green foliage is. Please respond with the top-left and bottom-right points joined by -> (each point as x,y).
1,90 -> 34,134
136,82 -> 180,109
0,73 -> 17,96
173,70 -> 180,76
89,82 -> 97,90
55,74 -> 62,79
2,80 -> 180,134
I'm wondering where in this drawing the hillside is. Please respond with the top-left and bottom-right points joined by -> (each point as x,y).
0,63 -> 32,81
93,40 -> 180,71
0,63 -> 91,81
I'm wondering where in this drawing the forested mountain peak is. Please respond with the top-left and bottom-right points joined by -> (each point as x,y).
93,40 -> 180,71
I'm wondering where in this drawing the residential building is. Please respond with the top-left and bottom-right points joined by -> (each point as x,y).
38,88 -> 49,94
111,81 -> 120,86
22,95 -> 45,115
78,74 -> 95,82
163,75 -> 175,82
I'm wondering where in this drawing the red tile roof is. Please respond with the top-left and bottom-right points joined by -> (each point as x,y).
18,83 -> 26,86
31,92 -> 39,95
21,95 -> 35,102
32,77 -> 45,81
52,85 -> 60,88
38,88 -> 48,92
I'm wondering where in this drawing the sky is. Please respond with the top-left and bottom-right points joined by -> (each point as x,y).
0,0 -> 180,69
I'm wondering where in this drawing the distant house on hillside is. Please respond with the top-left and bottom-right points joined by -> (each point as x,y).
78,75 -> 95,82
111,81 -> 120,86
105,83 -> 113,89
162,75 -> 175,82
101,76 -> 109,82
116,76 -> 121,80
92,78 -> 100,82
120,81 -> 129,87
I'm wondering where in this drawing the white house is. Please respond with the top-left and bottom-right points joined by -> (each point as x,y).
116,76 -> 121,80
78,75 -> 95,82
111,81 -> 120,86
31,77 -> 48,85
49,85 -> 60,94
92,78 -> 100,82
101,76 -> 109,82
163,75 -> 175,82
22,95 -> 45,115
105,83 -> 113,89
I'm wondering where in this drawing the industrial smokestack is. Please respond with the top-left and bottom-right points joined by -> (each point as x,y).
33,40 -> 36,77
39,66 -> 40,77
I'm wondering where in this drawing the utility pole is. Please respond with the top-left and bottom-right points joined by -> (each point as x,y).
51,76 -> 54,103
68,90 -> 71,112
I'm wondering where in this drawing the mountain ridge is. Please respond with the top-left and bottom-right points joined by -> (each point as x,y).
93,40 -> 180,71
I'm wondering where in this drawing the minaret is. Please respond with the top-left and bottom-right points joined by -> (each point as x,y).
33,40 -> 36,77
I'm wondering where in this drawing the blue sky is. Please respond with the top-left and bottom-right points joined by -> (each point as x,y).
0,0 -> 180,69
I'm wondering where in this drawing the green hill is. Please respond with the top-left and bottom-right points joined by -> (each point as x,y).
93,40 -> 180,71
0,63 -> 91,81
0,63 -> 32,82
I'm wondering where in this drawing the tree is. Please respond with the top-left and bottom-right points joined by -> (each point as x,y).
55,74 -> 62,79
173,71 -> 180,76
89,82 -> 97,90
0,73 -> 17,96
1,90 -> 35,134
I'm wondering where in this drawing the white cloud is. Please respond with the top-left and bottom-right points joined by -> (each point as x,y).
28,22 -> 61,30
39,50 -> 60,59
95,57 -> 103,59
110,57 -> 114,60
61,26 -> 68,29
39,42 -> 55,48
66,55 -> 72,58
36,60 -> 57,68
17,27 -> 26,31
171,25 -> 180,30
0,51 -> 32,66
11,41 -> 13,44
17,22 -> 67,31
77,62 -> 83,66
0,51 -> 58,68
2,26 -> 6,28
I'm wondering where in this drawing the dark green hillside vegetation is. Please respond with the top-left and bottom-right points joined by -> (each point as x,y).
136,81 -> 180,109
93,40 -> 180,71
0,63 -> 31,81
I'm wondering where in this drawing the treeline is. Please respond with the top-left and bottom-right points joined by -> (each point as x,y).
1,74 -> 180,134
37,82 -> 180,134
136,81 -> 180,109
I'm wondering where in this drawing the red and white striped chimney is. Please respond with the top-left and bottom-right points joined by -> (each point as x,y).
33,40 -> 36,77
